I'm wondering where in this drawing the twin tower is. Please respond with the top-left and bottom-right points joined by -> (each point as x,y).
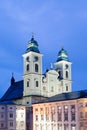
23,36 -> 72,99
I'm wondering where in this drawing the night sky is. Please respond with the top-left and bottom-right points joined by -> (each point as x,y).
0,0 -> 87,97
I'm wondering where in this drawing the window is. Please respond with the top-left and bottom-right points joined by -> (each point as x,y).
26,64 -> 29,71
79,103 -> 83,108
35,108 -> 38,111
71,113 -> 75,121
36,81 -> 39,87
36,115 -> 38,121
21,121 -> 24,127
10,121 -> 13,127
71,124 -> 76,130
35,64 -> 38,72
9,113 -> 13,118
34,56 -> 38,61
27,102 -> 29,104
51,113 -> 55,121
27,81 -> 29,87
51,86 -> 54,92
41,115 -> 44,121
10,107 -> 13,109
64,105 -> 68,121
46,114 -> 49,121
40,108 -> 43,111
1,107 -> 4,109
85,102 -> 87,107
80,112 -> 84,118
1,123 -> 4,127
80,122 -> 84,127
71,105 -> 75,121
43,86 -> 46,90
66,71 -> 68,78
57,106 -> 62,121
64,124 -> 68,130
21,114 -> 24,118
58,71 -> 62,79
85,112 -> 87,118
66,86 -> 68,91
26,56 -> 29,62
1,113 -> 4,118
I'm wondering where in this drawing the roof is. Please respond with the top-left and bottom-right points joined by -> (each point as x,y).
0,101 -> 16,105
57,48 -> 69,62
26,37 -> 40,53
1,80 -> 23,101
33,90 -> 87,104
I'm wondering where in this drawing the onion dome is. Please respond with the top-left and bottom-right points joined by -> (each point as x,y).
26,35 -> 40,53
56,47 -> 69,62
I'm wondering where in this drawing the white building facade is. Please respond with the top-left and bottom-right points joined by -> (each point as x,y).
32,95 -> 87,130
0,102 -> 26,130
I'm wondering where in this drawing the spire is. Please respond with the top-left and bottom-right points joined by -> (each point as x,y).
61,45 -> 64,50
11,73 -> 15,85
50,63 -> 53,70
26,34 -> 40,53
31,32 -> 34,40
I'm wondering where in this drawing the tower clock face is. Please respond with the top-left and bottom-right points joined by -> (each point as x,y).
65,64 -> 69,69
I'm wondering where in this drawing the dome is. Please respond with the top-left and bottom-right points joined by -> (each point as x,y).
56,47 -> 69,62
26,36 -> 40,53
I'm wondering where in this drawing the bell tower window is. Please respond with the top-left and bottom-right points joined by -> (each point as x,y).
36,81 -> 39,87
35,64 -> 38,72
26,64 -> 29,71
27,81 -> 29,87
66,71 -> 68,78
66,86 -> 68,91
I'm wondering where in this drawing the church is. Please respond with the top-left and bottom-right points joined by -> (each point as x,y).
1,35 -> 72,105
0,35 -> 87,130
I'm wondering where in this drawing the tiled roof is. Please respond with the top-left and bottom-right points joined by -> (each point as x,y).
33,90 -> 87,104
1,80 -> 23,101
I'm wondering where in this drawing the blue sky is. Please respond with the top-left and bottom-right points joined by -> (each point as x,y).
0,0 -> 87,97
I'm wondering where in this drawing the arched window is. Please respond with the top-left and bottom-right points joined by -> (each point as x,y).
27,81 -> 29,87
66,86 -> 68,91
51,86 -> 54,92
26,64 -> 29,71
36,81 -> 39,87
35,64 -> 38,72
66,71 -> 68,78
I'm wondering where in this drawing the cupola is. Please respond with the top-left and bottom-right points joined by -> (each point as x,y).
26,35 -> 40,53
56,47 -> 69,62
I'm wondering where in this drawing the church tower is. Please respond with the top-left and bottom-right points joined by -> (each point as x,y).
54,47 -> 72,93
23,35 -> 43,98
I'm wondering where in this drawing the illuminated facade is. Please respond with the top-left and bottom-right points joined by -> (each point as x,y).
32,91 -> 87,130
0,101 -> 26,130
22,35 -> 72,106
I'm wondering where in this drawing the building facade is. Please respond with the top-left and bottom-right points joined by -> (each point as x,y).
32,91 -> 87,130
0,101 -> 26,130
